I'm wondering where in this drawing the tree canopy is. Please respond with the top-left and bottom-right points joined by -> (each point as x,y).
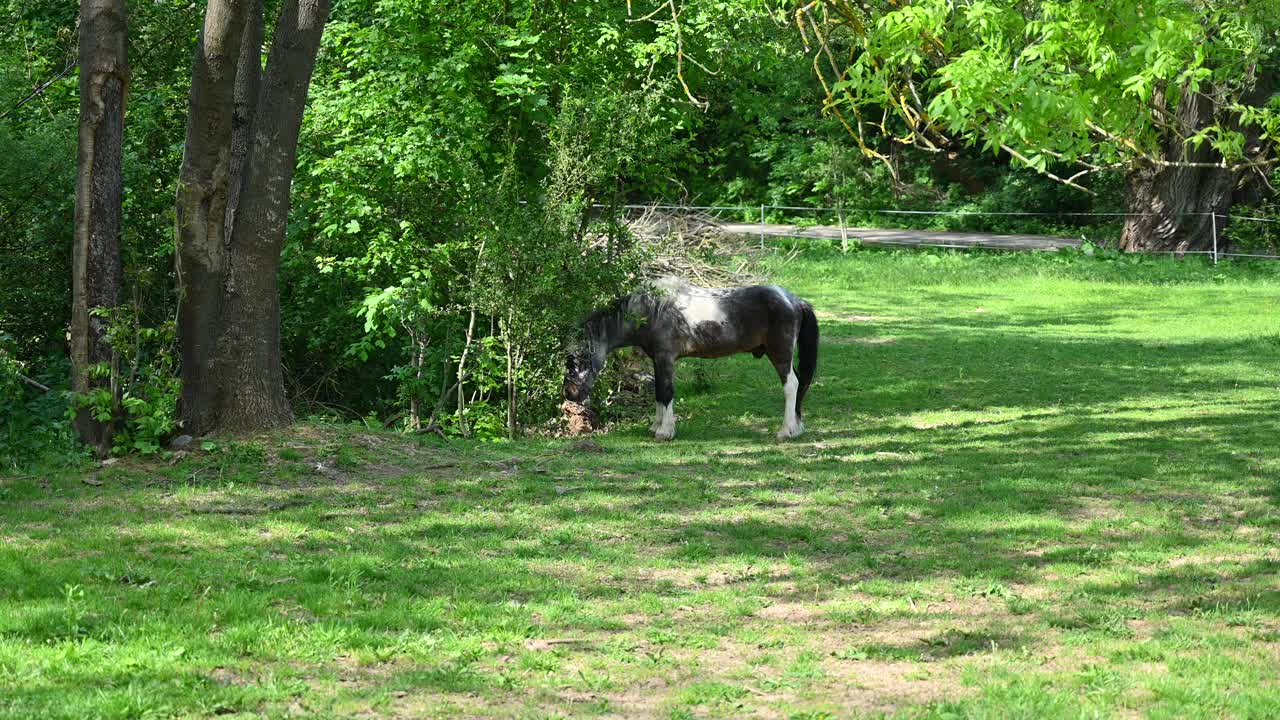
802,0 -> 1279,188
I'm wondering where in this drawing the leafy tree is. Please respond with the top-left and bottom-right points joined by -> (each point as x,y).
468,90 -> 664,438
286,0 -> 701,436
798,0 -> 1280,250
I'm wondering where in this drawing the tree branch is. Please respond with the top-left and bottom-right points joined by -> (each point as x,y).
1000,144 -> 1096,195
19,374 -> 50,392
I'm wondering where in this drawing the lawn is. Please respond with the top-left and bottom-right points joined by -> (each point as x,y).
3,247 -> 1279,719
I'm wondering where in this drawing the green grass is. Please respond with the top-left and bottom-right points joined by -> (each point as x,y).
4,248 -> 1280,719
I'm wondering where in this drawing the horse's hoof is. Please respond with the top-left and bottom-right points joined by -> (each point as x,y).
776,424 -> 804,440
654,429 -> 675,441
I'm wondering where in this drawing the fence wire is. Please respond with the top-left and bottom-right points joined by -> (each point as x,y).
603,203 -> 1280,263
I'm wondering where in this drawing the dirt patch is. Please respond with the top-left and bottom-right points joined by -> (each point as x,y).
634,564 -> 796,591
1066,496 -> 1125,523
208,664 -> 260,687
570,438 -> 607,453
1165,551 -> 1280,569
669,636 -> 972,717
755,601 -> 826,624
824,658 -> 971,715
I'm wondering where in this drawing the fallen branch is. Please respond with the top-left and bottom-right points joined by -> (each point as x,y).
18,374 -> 49,392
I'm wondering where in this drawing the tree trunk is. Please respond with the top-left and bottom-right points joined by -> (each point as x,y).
1119,163 -> 1234,254
225,0 -> 263,232
408,332 -> 422,431
1120,79 -> 1273,253
71,0 -> 129,454
175,0 -> 328,435
456,307 -> 477,437
506,334 -> 517,440
175,0 -> 248,434
212,0 -> 329,432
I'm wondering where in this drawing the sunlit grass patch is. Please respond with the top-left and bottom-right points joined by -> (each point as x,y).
4,249 -> 1280,718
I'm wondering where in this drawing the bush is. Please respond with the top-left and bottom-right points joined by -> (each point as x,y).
66,310 -> 179,456
1221,172 -> 1280,255
0,340 -> 82,471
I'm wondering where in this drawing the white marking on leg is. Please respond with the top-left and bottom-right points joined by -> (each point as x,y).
654,400 -> 676,441
649,401 -> 663,432
777,370 -> 803,439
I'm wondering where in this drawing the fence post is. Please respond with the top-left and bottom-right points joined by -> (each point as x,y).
759,204 -> 766,249
838,203 -> 848,253
1210,212 -> 1219,265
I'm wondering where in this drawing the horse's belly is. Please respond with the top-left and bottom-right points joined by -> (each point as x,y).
682,325 -> 763,359
685,345 -> 739,359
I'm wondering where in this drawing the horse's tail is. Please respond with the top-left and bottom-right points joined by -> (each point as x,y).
796,301 -> 818,414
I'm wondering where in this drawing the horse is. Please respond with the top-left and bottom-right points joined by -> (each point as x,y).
563,276 -> 818,440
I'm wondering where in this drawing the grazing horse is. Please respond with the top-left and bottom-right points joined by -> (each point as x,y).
564,276 -> 818,440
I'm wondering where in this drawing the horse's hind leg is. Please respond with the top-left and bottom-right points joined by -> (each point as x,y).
767,334 -> 803,440
651,353 -> 677,441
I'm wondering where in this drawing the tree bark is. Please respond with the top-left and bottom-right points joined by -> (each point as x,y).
225,0 -> 263,232
507,328 -> 516,440
1119,164 -> 1234,254
174,0 -> 327,435
175,0 -> 248,433
1121,79 -> 1274,253
1118,90 -> 1234,253
212,0 -> 330,432
71,0 -> 129,454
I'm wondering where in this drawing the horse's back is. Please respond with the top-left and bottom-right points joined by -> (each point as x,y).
655,279 -> 805,359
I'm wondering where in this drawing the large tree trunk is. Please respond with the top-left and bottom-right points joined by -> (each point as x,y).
175,0 -> 328,435
1121,78 -> 1274,254
175,0 -> 249,434
1119,162 -> 1234,254
213,0 -> 328,432
71,0 -> 129,454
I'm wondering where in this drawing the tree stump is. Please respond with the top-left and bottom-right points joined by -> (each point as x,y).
560,400 -> 598,435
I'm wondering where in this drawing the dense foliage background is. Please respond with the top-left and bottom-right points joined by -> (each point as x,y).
2,0 -> 1277,461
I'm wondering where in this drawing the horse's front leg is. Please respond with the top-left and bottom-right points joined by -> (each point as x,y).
652,353 -> 677,441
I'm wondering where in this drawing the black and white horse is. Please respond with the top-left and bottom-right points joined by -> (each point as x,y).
564,276 -> 818,440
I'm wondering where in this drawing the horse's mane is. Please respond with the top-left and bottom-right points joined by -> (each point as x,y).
580,276 -> 712,353
580,297 -> 633,355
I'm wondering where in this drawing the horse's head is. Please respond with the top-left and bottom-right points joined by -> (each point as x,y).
563,349 -> 600,403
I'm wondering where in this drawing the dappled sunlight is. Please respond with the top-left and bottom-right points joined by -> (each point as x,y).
5,253 -> 1280,718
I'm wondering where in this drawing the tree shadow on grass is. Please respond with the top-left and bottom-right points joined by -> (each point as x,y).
532,318 -> 1280,598
4,309 -> 1279,716
680,329 -> 1277,432
839,626 -> 1032,663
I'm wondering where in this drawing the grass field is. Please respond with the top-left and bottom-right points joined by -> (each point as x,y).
3,248 -> 1280,719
